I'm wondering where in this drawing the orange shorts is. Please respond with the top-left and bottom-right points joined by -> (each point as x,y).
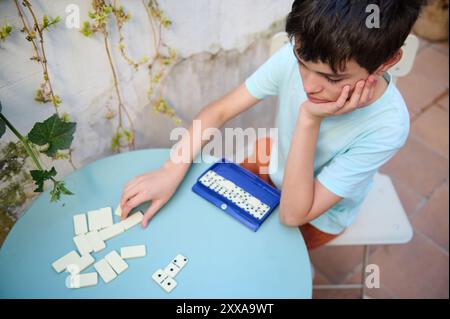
240,137 -> 339,250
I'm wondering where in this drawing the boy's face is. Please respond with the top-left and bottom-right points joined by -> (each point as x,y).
293,46 -> 372,104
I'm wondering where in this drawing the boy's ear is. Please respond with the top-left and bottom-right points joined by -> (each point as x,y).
374,49 -> 403,76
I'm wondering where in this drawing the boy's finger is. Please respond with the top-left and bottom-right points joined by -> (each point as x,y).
141,200 -> 164,228
347,80 -> 365,109
334,81 -> 365,115
121,178 -> 148,208
121,182 -> 141,205
120,188 -> 135,210
331,85 -> 350,112
123,175 -> 144,193
120,187 -> 142,217
359,77 -> 375,106
369,78 -> 378,100
121,192 -> 149,220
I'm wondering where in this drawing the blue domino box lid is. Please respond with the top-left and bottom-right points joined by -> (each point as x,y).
192,158 -> 281,232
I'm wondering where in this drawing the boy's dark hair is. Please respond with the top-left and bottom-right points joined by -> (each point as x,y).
286,0 -> 427,74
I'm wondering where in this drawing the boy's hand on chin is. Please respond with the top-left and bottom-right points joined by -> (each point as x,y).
300,75 -> 378,122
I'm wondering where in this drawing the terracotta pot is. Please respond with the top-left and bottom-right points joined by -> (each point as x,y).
413,0 -> 449,41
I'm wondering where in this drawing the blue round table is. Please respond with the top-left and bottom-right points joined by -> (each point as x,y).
0,149 -> 312,298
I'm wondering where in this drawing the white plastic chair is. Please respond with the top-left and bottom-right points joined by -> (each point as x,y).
241,32 -> 419,298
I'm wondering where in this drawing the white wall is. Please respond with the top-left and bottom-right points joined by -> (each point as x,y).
0,0 -> 293,175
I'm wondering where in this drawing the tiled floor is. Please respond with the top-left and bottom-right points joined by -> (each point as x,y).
312,37 -> 449,299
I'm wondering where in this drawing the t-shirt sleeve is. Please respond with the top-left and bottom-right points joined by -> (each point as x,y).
245,42 -> 292,100
316,124 -> 408,199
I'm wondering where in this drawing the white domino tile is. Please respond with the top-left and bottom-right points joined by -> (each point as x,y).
52,250 -> 81,273
200,177 -> 213,187
73,214 -> 88,236
222,180 -> 235,190
66,254 -> 95,275
120,245 -> 146,259
73,234 -> 93,255
85,230 -> 106,252
247,196 -> 261,208
202,171 -> 273,219
94,259 -> 117,284
152,268 -> 168,284
98,223 -> 124,241
68,272 -> 98,289
87,208 -> 113,231
100,207 -> 114,226
105,250 -> 128,275
172,254 -> 188,269
87,209 -> 101,231
120,211 -> 144,230
160,276 -> 177,293
87,210 -> 100,231
164,262 -> 181,278
115,204 -> 122,217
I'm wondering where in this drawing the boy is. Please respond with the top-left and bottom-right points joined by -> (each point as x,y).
119,0 -> 426,250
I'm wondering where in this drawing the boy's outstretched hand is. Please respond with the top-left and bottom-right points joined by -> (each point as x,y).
301,75 -> 378,121
119,162 -> 185,228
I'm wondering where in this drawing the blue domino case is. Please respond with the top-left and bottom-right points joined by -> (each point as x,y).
192,158 -> 281,232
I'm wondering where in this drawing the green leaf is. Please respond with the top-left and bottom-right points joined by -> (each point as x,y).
51,95 -> 62,108
42,15 -> 60,29
42,15 -> 49,28
30,167 -> 57,193
50,16 -> 61,26
0,24 -> 12,41
80,21 -> 93,37
61,112 -> 71,122
104,6 -> 113,15
161,16 -> 172,28
34,89 -> 46,103
111,131 -> 122,152
27,114 -> 76,157
50,180 -> 73,202
123,128 -> 133,143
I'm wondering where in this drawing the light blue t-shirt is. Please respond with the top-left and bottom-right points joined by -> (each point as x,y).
245,42 -> 410,234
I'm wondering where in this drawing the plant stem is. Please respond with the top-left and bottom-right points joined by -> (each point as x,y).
102,29 -> 123,129
142,0 -> 159,60
113,0 -> 143,70
101,28 -> 135,150
14,0 -> 40,59
68,149 -> 77,170
22,0 -> 59,115
0,113 -> 44,172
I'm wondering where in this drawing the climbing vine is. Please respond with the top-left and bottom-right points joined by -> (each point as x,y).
14,0 -> 77,170
1,0 -> 183,206
80,0 -> 183,153
0,1 -> 77,203
14,0 -> 62,113
111,1 -> 149,70
80,0 -> 136,153
143,0 -> 182,125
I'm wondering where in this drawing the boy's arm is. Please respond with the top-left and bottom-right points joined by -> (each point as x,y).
279,112 -> 342,226
279,80 -> 375,226
121,83 -> 261,226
